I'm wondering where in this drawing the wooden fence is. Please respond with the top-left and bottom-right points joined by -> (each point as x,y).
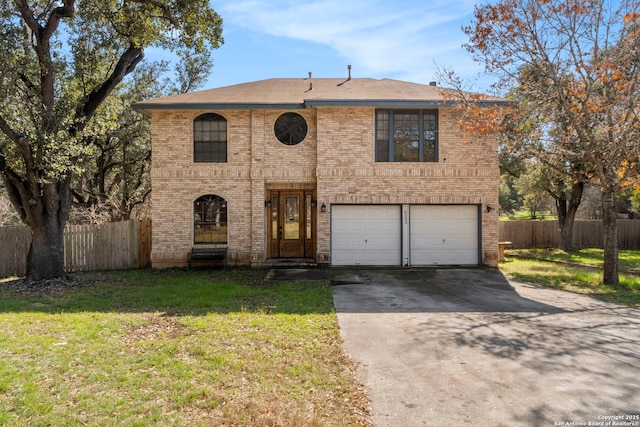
3,219 -> 638,278
0,219 -> 151,279
499,219 -> 640,249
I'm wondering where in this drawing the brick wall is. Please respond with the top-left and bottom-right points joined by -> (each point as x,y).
315,107 -> 499,266
150,106 -> 499,268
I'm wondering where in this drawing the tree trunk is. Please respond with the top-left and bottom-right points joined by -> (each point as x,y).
557,209 -> 576,251
555,181 -> 583,252
7,177 -> 74,282
27,221 -> 66,281
602,188 -> 619,286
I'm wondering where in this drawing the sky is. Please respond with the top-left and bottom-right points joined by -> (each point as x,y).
201,0 -> 496,91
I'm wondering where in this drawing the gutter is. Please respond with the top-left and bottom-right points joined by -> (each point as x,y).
133,99 -> 514,114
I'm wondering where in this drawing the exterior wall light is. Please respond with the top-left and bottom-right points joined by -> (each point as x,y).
321,203 -> 327,212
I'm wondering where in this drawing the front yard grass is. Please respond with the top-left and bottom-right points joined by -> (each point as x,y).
499,209 -> 558,221
0,269 -> 371,427
500,249 -> 640,308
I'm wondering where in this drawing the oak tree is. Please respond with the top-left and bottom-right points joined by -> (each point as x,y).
0,0 -> 223,281
463,0 -> 640,284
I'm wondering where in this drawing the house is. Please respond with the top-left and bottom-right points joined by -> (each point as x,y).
135,73 -> 505,268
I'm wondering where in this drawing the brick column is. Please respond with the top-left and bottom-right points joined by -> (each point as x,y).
250,110 -> 266,264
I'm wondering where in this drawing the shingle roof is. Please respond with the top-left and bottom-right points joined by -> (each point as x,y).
134,77 -> 507,112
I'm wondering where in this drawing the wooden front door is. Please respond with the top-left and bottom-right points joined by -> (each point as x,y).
268,190 -> 315,258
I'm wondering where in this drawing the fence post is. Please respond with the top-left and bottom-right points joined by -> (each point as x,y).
138,219 -> 152,268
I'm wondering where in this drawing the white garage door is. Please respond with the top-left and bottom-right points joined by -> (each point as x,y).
331,205 -> 401,266
410,205 -> 479,265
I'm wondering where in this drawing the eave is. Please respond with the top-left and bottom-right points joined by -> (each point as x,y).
133,99 -> 513,116
303,99 -> 514,108
133,103 -> 305,116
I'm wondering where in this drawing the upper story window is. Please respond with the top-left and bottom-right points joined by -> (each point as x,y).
274,112 -> 308,146
194,195 -> 227,244
375,109 -> 438,162
194,113 -> 227,162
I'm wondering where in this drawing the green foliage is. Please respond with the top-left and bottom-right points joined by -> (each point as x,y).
0,1 -> 223,278
514,162 -> 552,218
630,187 -> 640,213
499,174 -> 523,214
0,0 -> 222,181
70,52 -> 215,222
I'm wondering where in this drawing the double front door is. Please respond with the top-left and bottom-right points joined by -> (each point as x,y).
267,190 -> 316,258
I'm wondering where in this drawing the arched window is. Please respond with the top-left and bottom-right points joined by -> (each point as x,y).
194,113 -> 227,162
194,195 -> 227,244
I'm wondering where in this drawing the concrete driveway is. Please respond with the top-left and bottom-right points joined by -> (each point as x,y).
270,267 -> 640,426
330,268 -> 640,427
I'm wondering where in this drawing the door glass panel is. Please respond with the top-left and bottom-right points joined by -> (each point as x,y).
284,196 -> 299,239
306,195 -> 312,240
271,195 -> 278,239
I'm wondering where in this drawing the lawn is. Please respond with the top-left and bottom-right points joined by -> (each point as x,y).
505,248 -> 640,274
0,269 -> 371,427
500,209 -> 558,221
500,249 -> 640,308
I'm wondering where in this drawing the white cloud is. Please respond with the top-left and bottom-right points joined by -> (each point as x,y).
216,0 -> 482,82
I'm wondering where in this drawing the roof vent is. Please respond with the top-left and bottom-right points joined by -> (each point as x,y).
308,71 -> 312,79
337,65 -> 352,86
429,81 -> 437,86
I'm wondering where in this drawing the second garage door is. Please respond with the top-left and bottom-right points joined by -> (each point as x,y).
410,205 -> 479,265
331,205 -> 401,266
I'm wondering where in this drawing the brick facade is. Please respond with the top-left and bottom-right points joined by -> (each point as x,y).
149,104 -> 500,268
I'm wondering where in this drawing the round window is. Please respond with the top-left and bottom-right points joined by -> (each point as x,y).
274,112 -> 308,146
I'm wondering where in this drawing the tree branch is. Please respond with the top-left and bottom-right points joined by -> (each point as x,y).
75,45 -> 144,133
42,1 -> 75,40
0,153 -> 29,221
0,114 -> 38,188
18,0 -> 75,129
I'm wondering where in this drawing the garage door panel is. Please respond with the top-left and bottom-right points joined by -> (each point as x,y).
332,204 -> 478,267
410,205 -> 478,266
332,205 -> 401,266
